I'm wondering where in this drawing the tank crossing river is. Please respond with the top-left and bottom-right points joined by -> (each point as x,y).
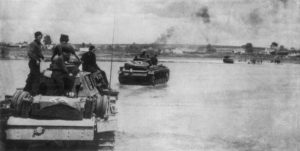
1,59 -> 300,151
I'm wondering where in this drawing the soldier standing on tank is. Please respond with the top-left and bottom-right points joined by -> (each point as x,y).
51,51 -> 72,95
51,34 -> 80,95
23,31 -> 44,96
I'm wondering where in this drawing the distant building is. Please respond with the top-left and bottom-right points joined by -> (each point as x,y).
288,50 -> 300,57
7,43 -> 19,48
77,47 -> 89,57
264,48 -> 273,54
17,42 -> 28,48
79,47 -> 89,52
253,47 -> 267,54
233,48 -> 245,54
214,45 -> 241,53
161,49 -> 173,54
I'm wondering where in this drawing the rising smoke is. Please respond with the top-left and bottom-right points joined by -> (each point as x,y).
194,7 -> 210,23
279,0 -> 289,7
247,9 -> 263,26
154,27 -> 175,44
152,0 -> 300,48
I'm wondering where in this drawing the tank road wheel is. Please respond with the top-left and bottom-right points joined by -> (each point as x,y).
165,72 -> 169,82
156,74 -> 160,84
150,75 -> 156,86
157,77 -> 161,84
118,76 -> 125,84
154,79 -> 158,85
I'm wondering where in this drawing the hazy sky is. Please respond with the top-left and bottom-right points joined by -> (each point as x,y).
1,0 -> 300,47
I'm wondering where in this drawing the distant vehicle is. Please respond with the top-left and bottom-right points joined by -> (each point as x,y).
118,58 -> 170,85
223,56 -> 234,64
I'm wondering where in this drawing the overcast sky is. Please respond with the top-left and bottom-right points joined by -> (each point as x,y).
1,0 -> 300,48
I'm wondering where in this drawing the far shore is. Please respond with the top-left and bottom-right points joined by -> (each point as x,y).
1,46 -> 300,64
1,54 -> 300,64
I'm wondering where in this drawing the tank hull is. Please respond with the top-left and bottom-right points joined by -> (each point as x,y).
118,65 -> 170,85
1,72 -> 119,149
223,58 -> 234,64
5,117 -> 95,141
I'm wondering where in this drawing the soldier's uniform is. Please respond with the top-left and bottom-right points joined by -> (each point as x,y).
81,49 -> 109,89
24,39 -> 44,95
51,55 -> 70,95
151,56 -> 158,65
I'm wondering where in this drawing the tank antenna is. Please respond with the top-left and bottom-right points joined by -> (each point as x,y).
108,3 -> 117,90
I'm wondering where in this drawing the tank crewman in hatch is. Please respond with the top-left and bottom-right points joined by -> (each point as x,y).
24,31 -> 44,96
51,34 -> 80,62
139,50 -> 147,58
150,54 -> 158,65
81,45 -> 109,89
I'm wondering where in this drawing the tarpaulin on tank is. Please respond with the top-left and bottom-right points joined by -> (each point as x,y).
31,96 -> 84,120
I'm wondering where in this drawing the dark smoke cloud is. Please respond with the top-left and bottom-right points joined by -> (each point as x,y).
272,0 -> 289,9
143,1 -> 212,23
279,0 -> 288,6
247,9 -> 263,26
194,7 -> 210,23
154,27 -> 175,44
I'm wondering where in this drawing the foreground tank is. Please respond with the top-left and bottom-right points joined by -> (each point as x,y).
0,63 -> 119,150
118,60 -> 170,85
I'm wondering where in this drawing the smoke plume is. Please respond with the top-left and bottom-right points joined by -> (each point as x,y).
150,0 -> 300,48
154,27 -> 175,44
194,7 -> 210,23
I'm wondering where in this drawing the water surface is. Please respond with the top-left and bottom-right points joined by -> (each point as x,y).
1,59 -> 300,151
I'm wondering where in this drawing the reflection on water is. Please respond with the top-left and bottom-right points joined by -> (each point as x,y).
1,59 -> 300,151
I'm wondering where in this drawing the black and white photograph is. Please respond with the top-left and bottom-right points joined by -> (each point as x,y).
1,0 -> 300,150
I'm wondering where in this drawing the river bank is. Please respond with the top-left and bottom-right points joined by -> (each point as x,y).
3,54 -> 300,65
1,46 -> 300,64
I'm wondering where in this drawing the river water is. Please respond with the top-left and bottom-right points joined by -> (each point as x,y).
1,59 -> 300,151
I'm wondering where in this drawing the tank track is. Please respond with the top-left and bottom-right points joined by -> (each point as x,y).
119,70 -> 169,86
151,70 -> 170,86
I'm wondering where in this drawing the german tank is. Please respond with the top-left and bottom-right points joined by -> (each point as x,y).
0,61 -> 119,150
118,58 -> 170,85
223,56 -> 234,64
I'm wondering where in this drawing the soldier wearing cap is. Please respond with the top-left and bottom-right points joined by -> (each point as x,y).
50,34 -> 79,95
24,31 -> 44,95
51,34 -> 80,62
